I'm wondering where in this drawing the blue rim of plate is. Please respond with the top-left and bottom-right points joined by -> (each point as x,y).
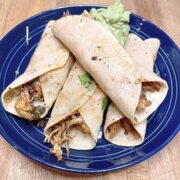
0,5 -> 179,174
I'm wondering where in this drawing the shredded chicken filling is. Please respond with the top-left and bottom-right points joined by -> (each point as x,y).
136,82 -> 161,112
108,118 -> 141,139
45,114 -> 90,161
15,79 -> 45,120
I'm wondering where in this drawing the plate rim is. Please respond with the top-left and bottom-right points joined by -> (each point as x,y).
0,4 -> 180,174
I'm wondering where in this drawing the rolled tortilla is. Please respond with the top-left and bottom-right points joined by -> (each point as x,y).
53,15 -> 141,122
125,34 -> 168,123
44,62 -> 106,160
53,16 -> 168,124
1,21 -> 73,120
105,103 -> 147,146
104,34 -> 165,146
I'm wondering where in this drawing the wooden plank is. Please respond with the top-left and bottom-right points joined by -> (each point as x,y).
0,138 -> 13,180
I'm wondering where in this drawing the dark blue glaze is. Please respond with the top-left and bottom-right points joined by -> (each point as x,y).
0,5 -> 179,174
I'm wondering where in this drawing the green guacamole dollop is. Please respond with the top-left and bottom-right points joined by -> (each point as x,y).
90,0 -> 130,45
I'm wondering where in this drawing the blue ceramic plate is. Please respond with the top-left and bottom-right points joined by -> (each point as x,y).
0,5 -> 179,174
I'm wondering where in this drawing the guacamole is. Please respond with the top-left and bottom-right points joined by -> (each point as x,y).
90,0 -> 130,45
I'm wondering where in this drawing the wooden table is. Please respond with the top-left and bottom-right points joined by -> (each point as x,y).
0,0 -> 179,179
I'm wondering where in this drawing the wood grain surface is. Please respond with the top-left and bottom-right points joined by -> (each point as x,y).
0,0 -> 179,180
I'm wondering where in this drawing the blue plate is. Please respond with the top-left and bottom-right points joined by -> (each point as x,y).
0,5 -> 179,174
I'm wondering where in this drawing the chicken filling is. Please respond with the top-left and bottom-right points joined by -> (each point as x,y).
108,118 -> 141,139
45,113 -> 90,161
15,79 -> 45,120
136,82 -> 161,112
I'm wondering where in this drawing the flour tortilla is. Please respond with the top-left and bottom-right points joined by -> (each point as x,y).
44,62 -> 105,149
104,103 -> 147,146
53,16 -> 168,124
125,34 -> 168,123
53,15 -> 141,122
1,20 -> 72,120
104,34 -> 166,146
124,34 -> 160,71
68,87 -> 106,149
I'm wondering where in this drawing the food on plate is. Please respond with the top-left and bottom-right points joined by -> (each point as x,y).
90,3 -> 168,124
125,34 -> 168,123
104,34 -> 162,146
53,15 -> 142,123
1,21 -> 73,120
1,0 -> 169,161
53,14 -> 168,124
90,4 -> 168,123
44,62 -> 105,160
105,103 -> 147,146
